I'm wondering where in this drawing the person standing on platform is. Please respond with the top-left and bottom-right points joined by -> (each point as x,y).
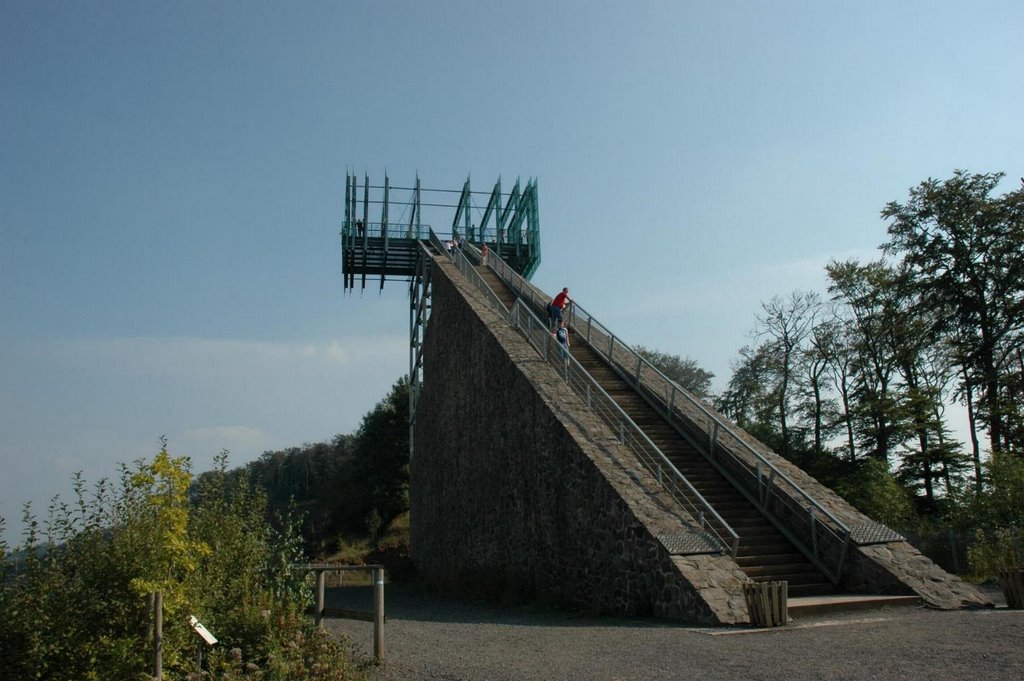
481,243 -> 489,266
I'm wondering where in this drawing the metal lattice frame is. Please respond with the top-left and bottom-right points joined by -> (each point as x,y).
341,172 -> 541,291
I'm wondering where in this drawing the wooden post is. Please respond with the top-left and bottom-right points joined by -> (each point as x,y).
999,568 -> 1024,608
145,592 -> 154,647
153,591 -> 163,680
315,570 -> 326,629
743,581 -> 788,627
373,567 -> 385,662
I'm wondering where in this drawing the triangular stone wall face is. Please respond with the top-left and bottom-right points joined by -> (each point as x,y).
411,259 -> 750,624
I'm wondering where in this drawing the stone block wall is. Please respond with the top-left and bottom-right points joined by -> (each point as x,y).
410,259 -> 750,624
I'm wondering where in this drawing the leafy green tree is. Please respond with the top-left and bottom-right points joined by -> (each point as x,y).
827,260 -> 914,465
833,458 -> 917,529
716,342 -> 780,433
352,377 -> 411,528
635,346 -> 715,397
883,171 -> 1024,461
802,313 -> 848,456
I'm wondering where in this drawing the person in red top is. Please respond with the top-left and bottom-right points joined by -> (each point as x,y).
549,287 -> 572,330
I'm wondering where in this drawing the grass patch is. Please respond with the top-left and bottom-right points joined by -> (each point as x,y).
320,512 -> 412,586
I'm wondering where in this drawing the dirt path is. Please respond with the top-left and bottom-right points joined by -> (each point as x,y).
325,584 -> 1022,681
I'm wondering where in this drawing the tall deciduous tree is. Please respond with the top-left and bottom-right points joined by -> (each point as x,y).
883,171 -> 1024,463
827,260 -> 910,465
716,342 -> 780,433
755,291 -> 821,457
353,377 -> 411,531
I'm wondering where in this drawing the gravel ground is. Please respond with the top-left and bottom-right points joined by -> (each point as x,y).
325,584 -> 1022,681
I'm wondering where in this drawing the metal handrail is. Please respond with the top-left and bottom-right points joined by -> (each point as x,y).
508,299 -> 739,556
481,247 -> 855,583
429,229 -> 509,316
431,238 -> 738,555
342,220 -> 435,242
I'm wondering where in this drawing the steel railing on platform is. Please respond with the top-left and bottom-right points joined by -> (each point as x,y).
429,230 -> 510,315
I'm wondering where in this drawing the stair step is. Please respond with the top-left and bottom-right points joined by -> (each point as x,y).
788,583 -> 838,598
738,541 -> 795,554
735,552 -> 807,567
745,566 -> 822,581
787,594 -> 922,616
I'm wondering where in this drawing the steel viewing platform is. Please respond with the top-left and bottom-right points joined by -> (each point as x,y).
341,172 -> 541,291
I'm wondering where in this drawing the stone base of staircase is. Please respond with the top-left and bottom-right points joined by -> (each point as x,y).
787,594 -> 924,618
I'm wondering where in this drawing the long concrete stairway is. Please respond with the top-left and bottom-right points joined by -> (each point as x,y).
475,263 -> 835,597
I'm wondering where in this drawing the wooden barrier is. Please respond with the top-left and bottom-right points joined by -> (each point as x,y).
743,580 -> 788,627
998,568 -> 1023,609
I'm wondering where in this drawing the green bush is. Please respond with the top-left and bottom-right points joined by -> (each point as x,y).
966,526 -> 1024,580
0,445 -> 368,680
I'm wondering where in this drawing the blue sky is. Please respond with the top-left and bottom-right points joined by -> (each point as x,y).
2,1 -> 1021,544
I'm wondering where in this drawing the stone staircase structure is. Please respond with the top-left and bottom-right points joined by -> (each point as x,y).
474,267 -> 833,598
408,246 -> 991,625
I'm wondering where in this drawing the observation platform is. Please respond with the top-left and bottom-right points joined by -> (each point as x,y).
341,173 -> 541,291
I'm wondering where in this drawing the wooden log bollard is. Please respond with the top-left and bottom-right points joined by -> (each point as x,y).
743,580 -> 788,627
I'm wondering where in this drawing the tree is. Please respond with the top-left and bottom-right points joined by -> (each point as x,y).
755,291 -> 821,457
800,315 -> 845,455
716,342 -> 780,435
635,346 -> 714,397
352,377 -> 411,528
827,260 -> 911,465
883,171 -> 1024,462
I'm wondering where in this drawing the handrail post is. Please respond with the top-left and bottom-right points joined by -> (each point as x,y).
756,464 -> 763,507
763,470 -> 777,512
315,569 -> 326,629
152,591 -> 163,681
809,507 -> 818,559
835,530 -> 852,583
373,567 -> 385,662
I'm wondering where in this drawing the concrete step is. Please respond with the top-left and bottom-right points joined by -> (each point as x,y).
748,569 -> 825,585
738,542 -> 795,555
736,552 -> 808,568
787,594 -> 923,617
786,582 -> 838,598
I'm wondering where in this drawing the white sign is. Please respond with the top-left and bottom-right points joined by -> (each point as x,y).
189,615 -> 218,646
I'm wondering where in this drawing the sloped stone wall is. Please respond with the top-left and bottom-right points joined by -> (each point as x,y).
410,259 -> 750,624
